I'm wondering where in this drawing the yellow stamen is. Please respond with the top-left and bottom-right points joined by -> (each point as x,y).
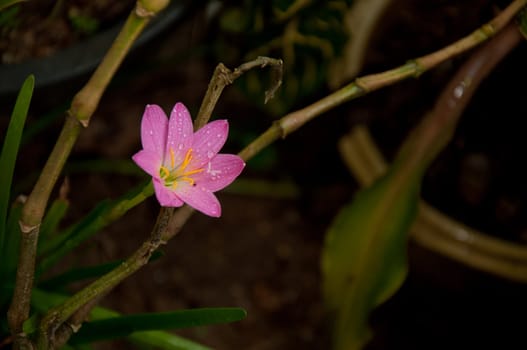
170,148 -> 175,168
182,168 -> 204,177
159,148 -> 205,189
180,176 -> 195,186
159,166 -> 170,179
180,148 -> 193,171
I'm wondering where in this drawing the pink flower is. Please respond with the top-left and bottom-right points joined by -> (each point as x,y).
132,103 -> 245,217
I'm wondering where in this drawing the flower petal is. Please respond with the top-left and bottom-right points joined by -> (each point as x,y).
141,105 -> 168,157
153,178 -> 184,207
132,150 -> 162,178
193,154 -> 245,192
190,120 -> 228,168
165,102 -> 194,166
176,184 -> 221,217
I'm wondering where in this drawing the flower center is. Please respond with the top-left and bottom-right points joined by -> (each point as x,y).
159,148 -> 203,189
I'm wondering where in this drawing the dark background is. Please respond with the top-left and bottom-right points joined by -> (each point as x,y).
1,1 -> 527,349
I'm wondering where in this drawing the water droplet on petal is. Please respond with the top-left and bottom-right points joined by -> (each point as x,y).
178,144 -> 184,150
207,151 -> 214,158
217,134 -> 222,138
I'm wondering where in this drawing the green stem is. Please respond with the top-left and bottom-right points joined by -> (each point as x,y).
8,1 -> 169,347
70,6 -> 151,127
240,0 -> 527,160
8,115 -> 80,337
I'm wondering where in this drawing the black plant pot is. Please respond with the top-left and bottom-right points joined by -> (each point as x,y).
0,2 -> 188,100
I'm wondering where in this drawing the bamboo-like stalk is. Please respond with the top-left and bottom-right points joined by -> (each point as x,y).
7,1 -> 169,348
35,1 -> 527,348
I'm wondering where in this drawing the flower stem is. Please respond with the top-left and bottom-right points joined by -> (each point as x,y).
8,1 -> 169,348
35,55 -> 282,348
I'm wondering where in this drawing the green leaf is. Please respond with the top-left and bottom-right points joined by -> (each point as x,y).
36,180 -> 153,274
38,251 -> 163,289
127,330 -> 211,350
70,308 -> 247,344
31,289 -> 214,350
0,0 -> 26,12
0,74 -> 34,291
322,164 -> 420,350
0,199 -> 23,305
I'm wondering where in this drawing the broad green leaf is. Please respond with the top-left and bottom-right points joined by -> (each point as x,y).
0,74 -> 34,274
38,251 -> 163,289
322,164 -> 421,350
70,308 -> 247,344
0,0 -> 26,12
36,180 -> 153,274
31,289 -> 213,350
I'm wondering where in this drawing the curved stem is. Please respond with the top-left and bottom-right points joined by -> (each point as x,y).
242,0 -> 526,154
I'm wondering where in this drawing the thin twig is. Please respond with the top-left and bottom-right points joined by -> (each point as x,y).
195,56 -> 283,128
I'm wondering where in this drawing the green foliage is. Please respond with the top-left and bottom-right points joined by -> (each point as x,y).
322,163 -> 421,350
70,308 -> 247,344
0,0 -> 25,13
0,74 -> 34,298
39,198 -> 69,243
38,251 -> 163,290
68,11 -> 100,35
36,181 -> 154,274
0,200 -> 23,305
0,3 -> 19,28
30,289 -> 228,350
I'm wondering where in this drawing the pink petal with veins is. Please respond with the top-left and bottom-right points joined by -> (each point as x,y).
176,184 -> 221,217
153,178 -> 184,207
193,154 -> 245,192
165,103 -> 194,166
132,150 -> 161,178
190,119 -> 228,168
141,105 -> 168,157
